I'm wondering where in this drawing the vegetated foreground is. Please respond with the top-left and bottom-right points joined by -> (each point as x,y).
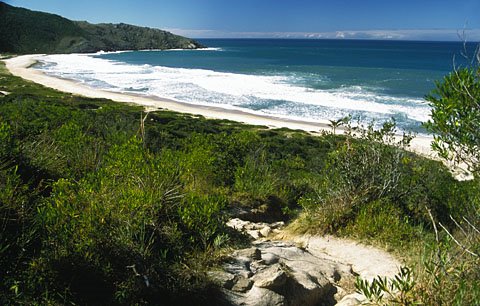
0,58 -> 479,305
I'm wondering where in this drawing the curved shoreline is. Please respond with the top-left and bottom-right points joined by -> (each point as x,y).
4,54 -> 436,156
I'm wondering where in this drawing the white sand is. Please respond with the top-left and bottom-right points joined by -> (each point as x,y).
5,54 -> 467,177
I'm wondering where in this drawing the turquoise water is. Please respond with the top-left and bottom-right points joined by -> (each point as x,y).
37,39 -> 478,133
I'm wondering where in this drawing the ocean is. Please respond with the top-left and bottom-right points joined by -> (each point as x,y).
35,39 -> 478,133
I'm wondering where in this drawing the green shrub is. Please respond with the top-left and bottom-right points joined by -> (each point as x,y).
35,138 -> 221,304
295,120 -> 416,234
344,198 -> 420,248
356,266 -> 417,305
234,149 -> 279,200
0,164 -> 38,303
425,67 -> 480,174
179,193 -> 227,249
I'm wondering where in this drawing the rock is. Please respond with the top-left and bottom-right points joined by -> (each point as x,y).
246,286 -> 286,306
335,293 -> 366,306
270,221 -> 285,229
334,285 -> 348,302
226,218 -> 250,231
284,270 -> 336,306
250,260 -> 267,274
235,247 -> 262,260
207,270 -> 236,289
262,252 -> 279,265
245,222 -> 269,231
232,276 -> 253,293
213,220 -> 393,306
247,230 -> 261,239
224,257 -> 253,279
252,264 -> 287,290
260,226 -> 272,237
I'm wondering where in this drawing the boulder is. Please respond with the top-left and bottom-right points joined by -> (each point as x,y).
247,230 -> 261,240
215,220 -> 371,306
208,270 -> 236,289
246,286 -> 286,306
235,247 -> 262,260
260,226 -> 272,237
252,264 -> 287,290
262,252 -> 279,265
232,276 -> 254,293
224,257 -> 253,279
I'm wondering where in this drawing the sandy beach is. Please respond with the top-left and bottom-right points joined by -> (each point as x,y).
4,54 -> 437,158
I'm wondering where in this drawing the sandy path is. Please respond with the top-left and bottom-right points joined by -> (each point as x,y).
294,235 -> 401,281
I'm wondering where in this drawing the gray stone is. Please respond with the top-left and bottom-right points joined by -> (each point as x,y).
246,286 -> 286,306
232,276 -> 253,293
226,218 -> 250,231
245,222 -> 269,231
215,220 -> 368,306
236,247 -> 262,260
260,226 -> 272,237
252,264 -> 287,290
250,260 -> 267,274
247,230 -> 261,239
207,270 -> 236,289
224,257 -> 253,279
262,252 -> 279,265
270,221 -> 285,229
284,270 -> 335,306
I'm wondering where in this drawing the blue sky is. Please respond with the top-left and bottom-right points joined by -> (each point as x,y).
4,0 -> 480,40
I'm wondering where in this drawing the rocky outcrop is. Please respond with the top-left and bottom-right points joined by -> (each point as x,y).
210,218 -> 401,306
211,241 -> 351,306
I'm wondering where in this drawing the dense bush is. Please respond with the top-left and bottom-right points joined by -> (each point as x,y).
292,120 -> 456,247
425,67 -> 480,174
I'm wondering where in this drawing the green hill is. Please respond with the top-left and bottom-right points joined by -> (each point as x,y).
0,2 -> 204,54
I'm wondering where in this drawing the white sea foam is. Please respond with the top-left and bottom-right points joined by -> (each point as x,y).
137,47 -> 223,52
36,54 -> 431,128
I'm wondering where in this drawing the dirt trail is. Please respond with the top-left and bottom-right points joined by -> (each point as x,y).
285,234 -> 401,281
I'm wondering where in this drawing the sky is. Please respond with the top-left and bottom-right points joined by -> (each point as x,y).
4,0 -> 480,41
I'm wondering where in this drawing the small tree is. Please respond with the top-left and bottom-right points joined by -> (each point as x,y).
424,56 -> 480,174
422,44 -> 480,305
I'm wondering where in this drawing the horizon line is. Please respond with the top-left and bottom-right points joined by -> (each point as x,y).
166,28 -> 480,43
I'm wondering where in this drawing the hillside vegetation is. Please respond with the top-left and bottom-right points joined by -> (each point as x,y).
0,2 -> 204,54
1,42 -> 479,305
0,59 -> 478,305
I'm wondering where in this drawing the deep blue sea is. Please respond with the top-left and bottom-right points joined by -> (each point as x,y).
36,39 -> 478,133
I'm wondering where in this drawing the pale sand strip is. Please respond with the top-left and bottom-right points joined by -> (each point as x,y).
6,54 -> 466,177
